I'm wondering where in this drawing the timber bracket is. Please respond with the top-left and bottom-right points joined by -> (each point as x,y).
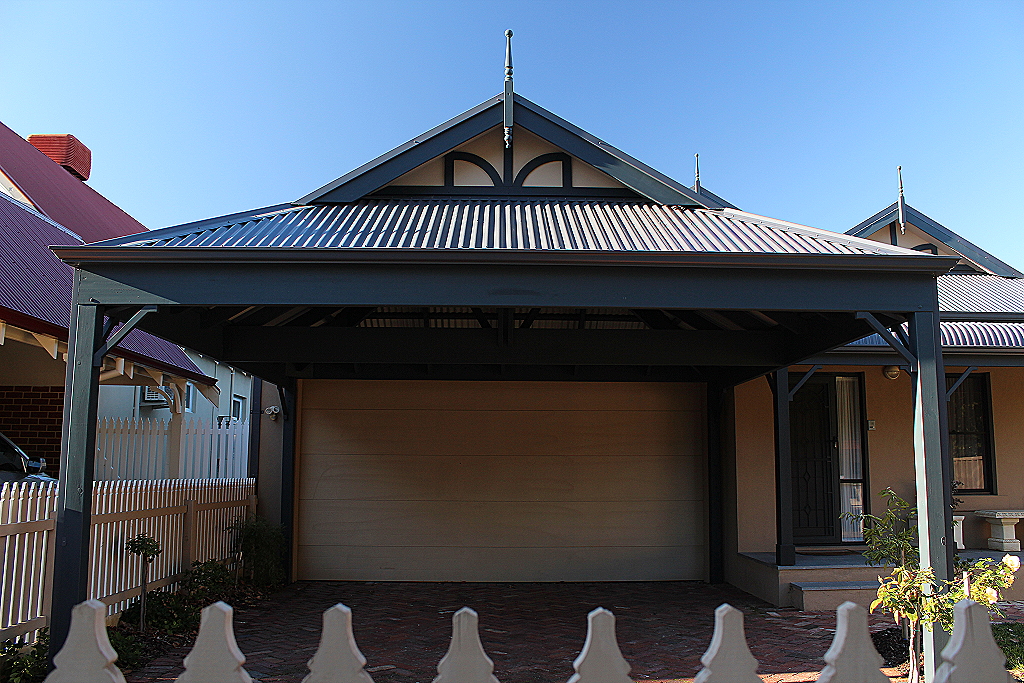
92,305 -> 157,366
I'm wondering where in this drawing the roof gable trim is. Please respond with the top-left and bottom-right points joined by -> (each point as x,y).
847,202 -> 1023,278
296,95 -> 720,208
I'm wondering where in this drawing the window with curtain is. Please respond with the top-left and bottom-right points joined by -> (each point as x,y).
946,373 -> 995,494
836,376 -> 866,542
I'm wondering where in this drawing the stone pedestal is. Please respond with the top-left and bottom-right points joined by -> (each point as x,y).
953,515 -> 965,550
974,510 -> 1024,551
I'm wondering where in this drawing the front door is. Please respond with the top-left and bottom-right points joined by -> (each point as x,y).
790,374 -> 867,544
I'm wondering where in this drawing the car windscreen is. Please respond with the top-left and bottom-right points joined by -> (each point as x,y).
0,436 -> 27,473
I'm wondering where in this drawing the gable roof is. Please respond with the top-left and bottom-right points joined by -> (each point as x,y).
847,202 -> 1023,278
296,94 -> 728,208
0,121 -> 148,243
0,192 -> 211,384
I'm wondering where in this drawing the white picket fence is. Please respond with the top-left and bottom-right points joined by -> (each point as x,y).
95,417 -> 250,480
46,598 -> 1012,683
0,478 -> 256,642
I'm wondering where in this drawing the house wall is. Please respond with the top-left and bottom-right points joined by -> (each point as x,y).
295,379 -> 706,581
0,339 -> 66,385
730,364 -> 1024,553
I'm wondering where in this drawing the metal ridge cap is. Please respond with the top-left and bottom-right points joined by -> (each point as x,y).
50,245 -> 960,272
0,191 -> 85,241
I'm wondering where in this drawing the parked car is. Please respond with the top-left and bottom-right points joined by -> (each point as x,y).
0,432 -> 55,483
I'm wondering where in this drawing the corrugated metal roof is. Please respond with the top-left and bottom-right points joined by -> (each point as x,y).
114,199 -> 930,257
938,274 -> 1024,314
0,193 -> 208,380
850,321 -> 1024,348
0,121 -> 147,242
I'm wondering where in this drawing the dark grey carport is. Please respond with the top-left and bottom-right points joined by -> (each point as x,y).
48,90 -> 960,675
51,216 -> 956,657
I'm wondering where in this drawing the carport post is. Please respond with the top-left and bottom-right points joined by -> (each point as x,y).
909,309 -> 954,681
49,282 -> 104,665
772,367 -> 796,566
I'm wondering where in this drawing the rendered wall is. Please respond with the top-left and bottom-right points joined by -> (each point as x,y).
730,365 -> 1024,553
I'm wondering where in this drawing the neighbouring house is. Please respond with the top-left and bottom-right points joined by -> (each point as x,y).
47,74 -> 1017,667
0,122 -> 266,480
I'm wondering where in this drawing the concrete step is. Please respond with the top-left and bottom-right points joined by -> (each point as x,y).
790,581 -> 879,611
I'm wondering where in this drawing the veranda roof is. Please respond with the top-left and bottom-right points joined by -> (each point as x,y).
93,199 -> 928,258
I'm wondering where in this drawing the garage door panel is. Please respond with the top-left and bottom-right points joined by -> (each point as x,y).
297,380 -> 706,581
299,454 -> 705,502
299,499 -> 704,547
302,379 -> 703,413
302,408 -> 703,457
297,545 -> 706,582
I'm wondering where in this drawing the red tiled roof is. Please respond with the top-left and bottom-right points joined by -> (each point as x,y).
0,121 -> 146,242
0,192 -> 211,384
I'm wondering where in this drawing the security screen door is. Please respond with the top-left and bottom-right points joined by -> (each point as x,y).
790,375 -> 866,544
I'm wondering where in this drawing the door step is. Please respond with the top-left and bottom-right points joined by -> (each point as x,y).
790,581 -> 879,611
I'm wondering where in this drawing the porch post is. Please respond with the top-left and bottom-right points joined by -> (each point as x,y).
909,309 -> 953,680
280,381 -> 298,581
773,368 -> 795,566
49,275 -> 104,663
706,383 -> 726,583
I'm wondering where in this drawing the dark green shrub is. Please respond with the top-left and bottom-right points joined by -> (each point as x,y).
227,515 -> 285,587
180,559 -> 233,604
106,628 -> 149,671
121,589 -> 193,633
994,622 -> 1024,671
0,630 -> 48,683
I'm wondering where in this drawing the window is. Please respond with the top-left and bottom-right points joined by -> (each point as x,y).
231,395 -> 246,422
836,376 -> 867,542
947,373 -> 995,494
183,383 -> 195,413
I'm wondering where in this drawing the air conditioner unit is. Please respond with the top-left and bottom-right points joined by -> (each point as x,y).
142,386 -> 168,404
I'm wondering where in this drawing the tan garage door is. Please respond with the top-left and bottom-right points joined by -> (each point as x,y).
296,380 -> 706,581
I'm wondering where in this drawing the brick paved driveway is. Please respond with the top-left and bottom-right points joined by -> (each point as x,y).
126,581 -> 1022,683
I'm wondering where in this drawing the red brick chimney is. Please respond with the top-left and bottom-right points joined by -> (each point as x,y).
27,134 -> 92,181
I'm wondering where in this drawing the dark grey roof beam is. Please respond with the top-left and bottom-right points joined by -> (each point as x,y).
512,99 -> 712,207
297,99 -> 504,205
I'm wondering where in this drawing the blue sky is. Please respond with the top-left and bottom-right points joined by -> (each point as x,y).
5,1 -> 1023,266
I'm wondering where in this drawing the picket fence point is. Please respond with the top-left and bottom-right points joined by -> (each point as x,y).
43,599 -> 126,683
433,607 -> 499,683
694,603 -> 760,683
567,607 -> 632,683
816,601 -> 888,683
176,601 -> 252,683
935,599 -> 1012,683
302,604 -> 376,683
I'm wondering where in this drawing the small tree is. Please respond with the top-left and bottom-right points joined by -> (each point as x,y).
125,532 -> 162,632
848,488 -> 1019,683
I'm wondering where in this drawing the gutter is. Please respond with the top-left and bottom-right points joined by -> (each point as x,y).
51,246 -> 960,275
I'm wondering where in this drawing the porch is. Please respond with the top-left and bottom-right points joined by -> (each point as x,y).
733,549 -> 1024,610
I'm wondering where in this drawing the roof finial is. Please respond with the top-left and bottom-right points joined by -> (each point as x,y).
897,165 -> 906,234
694,153 -> 701,194
504,30 -> 514,149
